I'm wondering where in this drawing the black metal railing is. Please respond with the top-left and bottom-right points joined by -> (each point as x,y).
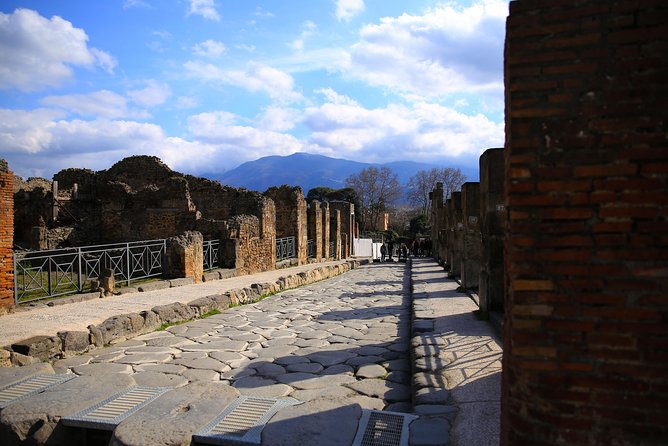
307,239 -> 315,258
14,239 -> 166,304
203,239 -> 220,271
276,236 -> 296,261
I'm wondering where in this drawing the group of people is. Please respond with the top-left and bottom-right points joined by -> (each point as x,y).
379,238 -> 432,262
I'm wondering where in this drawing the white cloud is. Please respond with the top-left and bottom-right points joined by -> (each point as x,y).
193,39 -> 227,58
127,80 -> 171,107
0,8 -> 116,92
187,0 -> 220,21
0,108 -> 217,178
253,7 -> 274,18
236,44 -> 256,52
347,1 -> 507,99
303,93 -> 503,163
288,21 -> 317,52
184,60 -> 303,104
336,0 -> 365,22
40,90 -> 149,119
188,111 -> 304,161
175,96 -> 198,109
316,88 -> 359,106
123,0 -> 151,9
257,106 -> 301,132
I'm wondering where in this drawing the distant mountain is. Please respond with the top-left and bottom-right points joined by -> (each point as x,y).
207,152 -> 478,195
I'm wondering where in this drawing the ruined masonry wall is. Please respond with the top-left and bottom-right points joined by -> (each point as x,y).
0,161 -> 13,311
503,1 -> 668,445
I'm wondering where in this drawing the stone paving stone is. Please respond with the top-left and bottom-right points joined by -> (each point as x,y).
72,362 -> 133,375
124,346 -> 180,355
52,355 -> 92,373
345,379 -> 411,402
111,382 -> 240,446
274,355 -> 310,366
182,369 -> 219,382
386,371 -> 410,384
277,372 -> 356,390
115,352 -> 174,365
220,367 -> 256,381
320,363 -> 354,375
252,362 -> 287,378
180,340 -> 248,352
254,345 -> 299,359
383,359 -> 411,372
89,350 -> 126,363
1,374 -> 135,446
306,350 -> 357,367
286,362 -> 324,373
133,371 -> 189,388
144,336 -> 196,348
347,355 -> 385,367
134,363 -> 188,374
0,362 -> 55,387
356,364 -> 387,379
290,386 -> 356,402
293,338 -> 329,348
261,338 -> 296,348
172,357 -> 229,372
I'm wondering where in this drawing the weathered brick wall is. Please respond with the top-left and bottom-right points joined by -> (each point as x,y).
308,201 -> 323,260
165,231 -> 203,282
223,215 -> 274,275
503,1 -> 668,445
0,160 -> 14,311
265,186 -> 307,264
479,148 -> 505,313
460,182 -> 481,290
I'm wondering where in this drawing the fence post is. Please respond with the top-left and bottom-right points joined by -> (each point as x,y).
77,247 -> 82,293
126,242 -> 131,287
13,254 -> 18,305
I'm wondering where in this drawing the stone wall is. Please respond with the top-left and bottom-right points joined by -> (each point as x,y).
330,209 -> 341,260
265,186 -> 308,265
445,192 -> 463,276
223,215 -> 274,275
0,160 -> 14,312
165,232 -> 203,283
502,1 -> 668,445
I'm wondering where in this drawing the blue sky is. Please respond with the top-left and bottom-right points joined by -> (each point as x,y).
0,0 -> 508,179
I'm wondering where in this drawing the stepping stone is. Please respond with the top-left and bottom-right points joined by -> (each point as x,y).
356,364 -> 387,379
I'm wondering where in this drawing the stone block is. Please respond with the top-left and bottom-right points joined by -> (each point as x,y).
89,313 -> 148,346
11,335 -> 62,362
165,231 -> 204,283
202,271 -> 221,282
58,331 -> 90,355
169,277 -> 195,287
152,302 -> 196,324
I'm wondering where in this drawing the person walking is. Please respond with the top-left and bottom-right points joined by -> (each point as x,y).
380,243 -> 387,262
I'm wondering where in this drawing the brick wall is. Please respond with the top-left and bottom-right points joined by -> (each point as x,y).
265,186 -> 308,264
460,182 -> 481,290
503,1 -> 668,445
0,160 -> 13,311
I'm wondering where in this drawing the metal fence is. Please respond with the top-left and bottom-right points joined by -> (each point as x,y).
14,239 -> 166,305
307,239 -> 315,258
329,241 -> 336,258
276,236 -> 296,261
203,239 -> 220,271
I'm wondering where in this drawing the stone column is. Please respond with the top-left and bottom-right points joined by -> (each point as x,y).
446,192 -> 463,277
460,182 -> 481,291
308,201 -> 322,260
166,231 -> 203,283
0,160 -> 14,312
330,209 -> 341,260
321,202 -> 330,259
479,148 -> 505,313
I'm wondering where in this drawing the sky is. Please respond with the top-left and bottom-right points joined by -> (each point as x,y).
0,0 -> 509,180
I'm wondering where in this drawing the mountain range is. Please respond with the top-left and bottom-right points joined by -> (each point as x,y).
206,152 -> 478,195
